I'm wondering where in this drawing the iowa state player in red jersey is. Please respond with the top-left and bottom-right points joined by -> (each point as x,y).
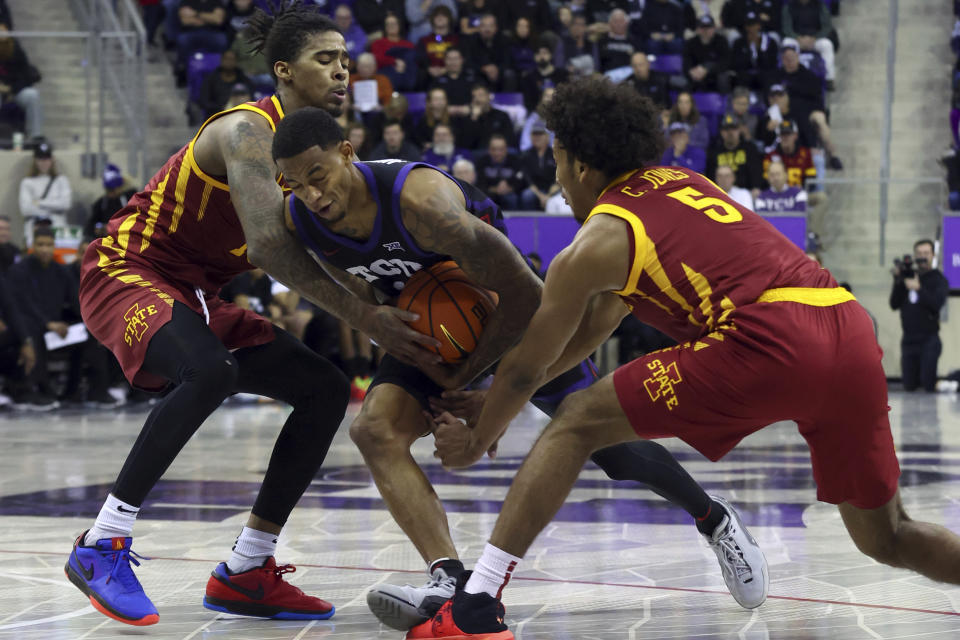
65,2 -> 440,627
413,77 -> 960,639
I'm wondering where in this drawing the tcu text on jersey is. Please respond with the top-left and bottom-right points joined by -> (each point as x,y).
347,258 -> 424,289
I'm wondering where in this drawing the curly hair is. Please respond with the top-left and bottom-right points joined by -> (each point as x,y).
245,1 -> 341,81
540,76 -> 664,177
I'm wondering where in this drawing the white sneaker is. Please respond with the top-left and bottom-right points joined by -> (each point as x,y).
704,495 -> 769,609
366,565 -> 458,630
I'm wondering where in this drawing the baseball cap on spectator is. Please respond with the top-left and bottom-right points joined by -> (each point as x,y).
745,11 -> 761,25
668,121 -> 690,134
768,83 -> 786,95
103,163 -> 124,190
697,14 -> 715,28
531,122 -> 548,134
720,113 -> 739,129
778,120 -> 798,135
781,38 -> 800,52
34,141 -> 52,158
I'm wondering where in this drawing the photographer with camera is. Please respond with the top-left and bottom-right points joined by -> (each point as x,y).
889,239 -> 949,392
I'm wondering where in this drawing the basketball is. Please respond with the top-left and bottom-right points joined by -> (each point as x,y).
396,261 -> 499,363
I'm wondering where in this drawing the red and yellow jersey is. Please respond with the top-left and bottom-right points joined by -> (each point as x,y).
587,166 -> 846,343
763,145 -> 816,188
91,95 -> 288,295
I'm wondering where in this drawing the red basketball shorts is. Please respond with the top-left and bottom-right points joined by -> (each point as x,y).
612,299 -> 899,509
79,253 -> 274,391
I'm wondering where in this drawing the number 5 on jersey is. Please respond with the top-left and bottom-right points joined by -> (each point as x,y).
667,186 -> 743,224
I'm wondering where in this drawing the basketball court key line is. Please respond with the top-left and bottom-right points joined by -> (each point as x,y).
2,549 -> 957,618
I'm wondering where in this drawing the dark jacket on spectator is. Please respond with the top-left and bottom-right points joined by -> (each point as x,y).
220,270 -> 274,315
467,31 -> 513,78
430,71 -> 475,107
641,0 -> 685,39
411,113 -> 468,148
774,64 -> 824,114
623,71 -> 670,109
598,33 -> 643,72
731,32 -> 779,89
721,0 -> 782,35
7,255 -> 79,332
782,0 -> 832,39
890,269 -> 949,339
0,0 -> 13,29
683,33 -> 731,82
706,139 -> 763,190
521,66 -> 569,113
353,0 -> 406,35
85,190 -> 137,240
0,39 -> 38,95
505,0 -> 553,33
586,0 -> 633,23
475,152 -> 526,194
0,274 -> 28,346
520,145 -> 557,192
198,67 -> 251,119
369,140 -> 423,161
461,107 -> 517,150
363,111 -> 417,146
558,33 -> 600,73
0,242 -> 19,273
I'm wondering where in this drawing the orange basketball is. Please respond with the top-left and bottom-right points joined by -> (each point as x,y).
396,261 -> 499,363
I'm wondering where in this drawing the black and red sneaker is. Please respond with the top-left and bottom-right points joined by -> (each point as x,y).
203,557 -> 335,620
406,572 -> 513,640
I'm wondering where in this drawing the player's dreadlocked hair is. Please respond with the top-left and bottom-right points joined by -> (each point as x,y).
245,1 -> 341,81
272,106 -> 345,161
540,76 -> 664,178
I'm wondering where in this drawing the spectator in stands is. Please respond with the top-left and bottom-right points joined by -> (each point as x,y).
509,17 -> 538,76
346,122 -> 374,160
521,42 -> 569,113
354,0 -> 405,38
722,0 -> 783,37
506,0 -> 554,35
370,120 -> 423,160
0,272 -> 35,404
460,0 -> 493,35
412,86 -> 464,147
220,268 -> 281,324
555,5 -> 574,37
519,123 -> 558,210
350,52 -> 394,109
85,164 -> 135,240
642,0 -> 686,55
754,158 -> 808,213
731,11 -> 779,91
333,90 -> 364,135
370,15 -> 416,91
662,121 -> 707,174
467,12 -> 515,92
475,133 -> 525,209
772,43 -> 842,168
715,163 -> 755,210
414,5 -> 459,85
667,91 -> 710,150
421,123 -> 472,172
762,119 -> 817,189
622,51 -> 670,110
407,0 -> 458,43
140,0 -> 166,47
682,14 -> 732,93
0,214 -> 19,272
519,86 -> 555,151
19,142 -> 71,245
7,227 -> 77,410
558,13 -> 599,76
176,0 -> 228,71
728,86 -> 759,147
451,157 -> 477,185
461,82 -> 517,150
707,113 -> 763,196
228,27 -> 271,90
782,0 -> 835,89
334,4 -> 368,62
364,91 -> 415,146
226,0 -> 257,44
192,49 -> 251,125
0,23 -> 43,140
545,189 -> 573,214
598,9 -> 643,72
431,47 -> 475,111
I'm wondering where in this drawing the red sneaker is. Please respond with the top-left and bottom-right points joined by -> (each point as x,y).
202,557 -> 335,620
406,582 -> 513,640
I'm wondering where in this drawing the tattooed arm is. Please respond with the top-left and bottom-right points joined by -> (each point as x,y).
400,168 -> 543,388
212,113 -> 441,363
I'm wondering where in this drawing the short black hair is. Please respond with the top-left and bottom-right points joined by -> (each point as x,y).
541,76 -> 664,177
915,239 -> 936,252
33,227 -> 55,242
272,106 -> 345,161
0,214 -> 10,223
246,1 -> 341,82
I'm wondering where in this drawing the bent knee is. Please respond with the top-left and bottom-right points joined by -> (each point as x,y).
349,414 -> 413,453
548,391 -> 608,446
182,352 -> 239,392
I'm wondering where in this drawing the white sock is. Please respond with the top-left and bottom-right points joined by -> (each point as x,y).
464,543 -> 521,599
226,527 -> 278,574
84,494 -> 139,545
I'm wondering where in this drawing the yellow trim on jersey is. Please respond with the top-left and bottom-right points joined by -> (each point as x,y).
586,203 -> 645,295
598,170 -> 640,199
197,183 -> 213,222
271,94 -> 285,120
168,159 -> 193,235
184,97 -> 282,192
139,168 -> 172,253
756,287 -> 855,306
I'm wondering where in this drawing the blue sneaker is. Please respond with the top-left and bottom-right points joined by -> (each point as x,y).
64,531 -> 159,626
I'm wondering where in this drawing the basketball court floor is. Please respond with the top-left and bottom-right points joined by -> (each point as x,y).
0,390 -> 959,639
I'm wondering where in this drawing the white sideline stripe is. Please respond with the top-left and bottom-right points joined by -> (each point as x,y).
0,606 -> 95,630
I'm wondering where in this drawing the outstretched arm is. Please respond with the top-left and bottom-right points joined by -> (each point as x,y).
401,169 -> 543,388
219,115 -> 441,364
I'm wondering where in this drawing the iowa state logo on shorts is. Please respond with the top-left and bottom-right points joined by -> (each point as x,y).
643,358 -> 682,410
123,303 -> 159,346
